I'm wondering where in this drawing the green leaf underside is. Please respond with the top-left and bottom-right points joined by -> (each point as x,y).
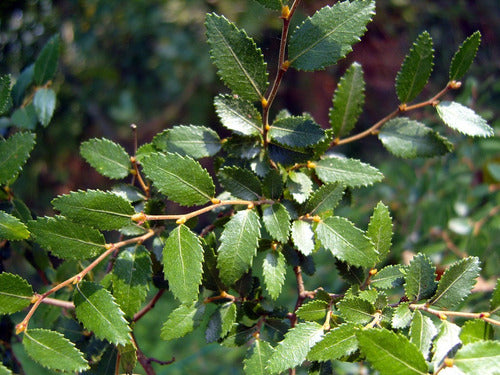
253,0 -> 281,10
296,300 -> 328,321
396,31 -> 434,103
366,202 -> 393,262
80,138 -> 131,179
436,101 -> 494,137
430,256 -> 480,308
410,310 -> 437,359
28,216 -> 105,259
0,74 -> 11,115
379,118 -> 453,158
217,209 -> 261,285
0,132 -> 36,185
163,225 -> 204,304
316,216 -> 377,267
306,183 -> 344,216
0,211 -> 30,240
34,35 -> 60,85
288,0 -> 375,71
262,203 -> 290,242
287,171 -> 313,203
453,341 -> 500,375
244,339 -> 274,375
152,125 -> 221,159
404,253 -> 437,301
206,13 -> 268,102
214,94 -> 262,136
338,297 -> 375,324
449,31 -> 481,81
206,302 -> 237,342
161,303 -> 205,340
266,322 -> 324,374
315,157 -> 383,188
23,329 -> 88,372
0,273 -> 33,314
141,152 -> 214,206
269,116 -> 325,148
74,281 -> 130,345
432,320 -> 461,367
308,324 -> 359,362
291,220 -> 315,256
52,190 -> 134,230
262,250 -> 286,300
357,329 -> 428,375
218,166 -> 262,201
460,319 -> 493,345
370,265 -> 404,289
330,62 -> 365,137
33,88 -> 56,127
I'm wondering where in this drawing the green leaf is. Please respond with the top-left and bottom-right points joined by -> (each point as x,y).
80,138 -> 131,179
410,310 -> 437,359
262,169 -> 284,199
267,322 -> 324,374
28,216 -> 105,259
392,302 -> 412,329
305,183 -> 344,217
460,319 -> 493,345
261,250 -> 286,300
308,323 -> 359,362
453,341 -> 500,375
33,88 -> 56,127
0,132 -> 36,185
0,273 -> 33,314
404,253 -> 437,301
370,265 -> 404,289
253,0 -> 282,10
430,256 -> 480,308
449,31 -> 481,81
314,157 -> 383,188
296,300 -> 329,321
0,210 -> 30,240
163,224 -> 204,304
338,297 -> 375,324
11,64 -> 34,107
269,116 -> 325,148
34,35 -> 60,85
432,320 -> 461,368
379,117 -> 453,158
52,190 -> 134,230
288,0 -> 375,71
287,171 -> 313,204
217,209 -> 261,285
74,281 -> 131,345
291,220 -> 315,256
152,125 -> 221,159
356,328 -> 428,375
118,342 -> 137,375
329,62 -> 365,137
218,166 -> 262,201
161,302 -> 205,340
315,216 -> 377,267
214,94 -> 262,136
263,203 -> 290,243
366,202 -> 393,262
436,101 -> 494,137
141,152 -> 215,206
206,13 -> 268,102
395,31 -> 434,103
206,302 -> 237,342
0,74 -> 11,115
490,279 -> 500,313
112,246 -> 152,318
0,363 -> 12,375
11,105 -> 37,130
244,339 -> 274,375
23,329 -> 88,372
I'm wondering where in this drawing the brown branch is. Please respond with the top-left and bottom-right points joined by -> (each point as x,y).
134,289 -> 166,323
409,303 -> 500,327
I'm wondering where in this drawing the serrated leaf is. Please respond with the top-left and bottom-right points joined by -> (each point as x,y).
112,246 -> 151,318
287,171 -> 313,204
218,166 -> 262,201
0,273 -> 33,314
34,35 -> 60,85
288,1 -> 375,71
28,216 -> 105,259
329,62 -> 365,137
269,116 -> 325,148
163,224 -> 204,304
404,253 -> 437,301
366,202 -> 393,262
316,216 -> 377,267
410,310 -> 437,359
338,297 -> 375,324
33,88 -> 56,127
206,302 -> 237,342
291,220 -> 315,256
152,125 -> 221,159
453,341 -> 500,375
432,320 -> 461,368
206,13 -> 268,102
267,322 -> 324,374
263,203 -> 290,243
217,209 -> 261,285
253,0 -> 282,10
430,256 -> 480,308
449,31 -> 481,81
262,169 -> 284,199
0,132 -> 36,185
268,142 -> 314,166
396,31 -> 434,103
0,74 -> 11,115
161,303 -> 205,340
141,152 -> 215,206
490,279 -> 500,313
23,329 -> 88,372
370,265 -> 404,289
10,105 -> 37,130
74,281 -> 131,345
436,101 -> 494,137
379,117 -> 453,158
308,323 -> 359,362
80,138 -> 131,179
459,319 -> 493,345
261,250 -> 286,300
314,157 -> 383,188
0,210 -> 30,240
244,339 -> 274,375
305,183 -> 344,216
214,94 -> 262,136
356,329 -> 428,375
296,300 -> 329,321
392,302 -> 412,329
52,190 -> 134,230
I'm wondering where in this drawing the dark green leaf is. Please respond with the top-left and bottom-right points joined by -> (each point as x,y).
370,265 -> 404,289
308,324 -> 359,362
287,171 -> 313,204
161,303 -> 205,340
268,142 -> 314,166
431,320 -> 461,368
33,88 -> 56,127
74,281 -> 131,345
244,339 -> 274,375
11,64 -> 34,107
453,341 -> 500,375
261,250 -> 286,300
0,273 -> 33,314
253,0 -> 282,10
10,105 -> 37,130
28,216 -> 105,259
0,132 -> 36,185
269,116 -> 325,148
118,342 -> 137,375
214,94 -> 262,136
366,202 -> 393,262
218,166 -> 262,201
34,35 -> 60,85
296,300 -> 328,321
410,310 -> 437,359
449,31 -> 481,81
288,1 -> 375,71
0,74 -> 11,115
80,138 -> 131,179
314,157 -> 383,188
206,13 -> 268,102
262,169 -> 284,200
392,302 -> 412,329
291,220 -> 315,256
460,319 -> 493,345
436,101 -> 494,137
306,183 -> 344,217
395,31 -> 434,103
141,152 -> 215,206
404,253 -> 437,301
263,203 -> 290,242
0,210 -> 30,240
206,302 -> 237,342
338,297 -> 375,324
490,279 -> 500,313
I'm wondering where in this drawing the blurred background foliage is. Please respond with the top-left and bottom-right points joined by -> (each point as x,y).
1,0 -> 499,373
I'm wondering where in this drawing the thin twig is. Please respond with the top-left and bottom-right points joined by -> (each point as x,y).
134,289 -> 166,322
409,303 -> 500,327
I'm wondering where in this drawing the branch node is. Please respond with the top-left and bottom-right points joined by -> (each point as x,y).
176,216 -> 187,225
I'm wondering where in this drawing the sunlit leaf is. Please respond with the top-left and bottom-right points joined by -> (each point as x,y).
0,273 -> 33,314
314,157 -> 383,188
308,324 -> 359,362
80,138 -> 131,179
449,31 -> 481,81
0,211 -> 30,240
436,101 -> 494,137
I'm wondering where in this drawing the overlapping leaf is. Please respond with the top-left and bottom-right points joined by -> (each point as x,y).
206,302 -> 237,342
314,157 -> 383,188
218,166 -> 262,201
0,211 -> 30,240
296,300 -> 328,321
262,169 -> 283,199
0,74 -> 11,115
287,171 -> 312,204
449,31 -> 481,81
12,64 -> 34,107
0,273 -> 33,314
269,116 -> 325,148
161,303 -> 205,340
262,203 -> 290,242
308,324 -> 359,362
0,132 -> 36,185
460,319 -> 493,345
261,250 -> 286,300
370,265 -> 404,289
338,297 -> 375,324
366,202 -> 393,262
214,94 -> 262,136
392,303 -> 412,329
291,220 -> 315,256
453,341 -> 500,375
305,183 -> 344,217
436,101 -> 494,137
410,310 -> 437,359
404,253 -> 437,301
10,105 -> 37,130
244,339 -> 274,375
33,88 -> 56,127
80,138 -> 131,179
432,320 -> 461,368
34,35 -> 60,85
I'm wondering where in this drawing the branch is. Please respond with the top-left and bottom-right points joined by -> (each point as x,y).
409,303 -> 500,327
133,289 -> 166,323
